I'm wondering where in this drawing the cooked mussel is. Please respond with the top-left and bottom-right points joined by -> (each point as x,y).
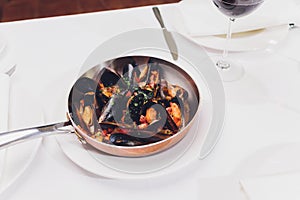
109,133 -> 164,146
139,101 -> 167,131
72,98 -> 101,137
111,57 -> 137,79
96,67 -> 128,90
69,77 -> 98,104
68,77 -> 98,124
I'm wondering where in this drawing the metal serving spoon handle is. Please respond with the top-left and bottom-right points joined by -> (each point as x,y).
0,121 -> 74,150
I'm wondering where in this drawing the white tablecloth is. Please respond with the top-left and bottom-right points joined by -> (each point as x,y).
0,1 -> 300,200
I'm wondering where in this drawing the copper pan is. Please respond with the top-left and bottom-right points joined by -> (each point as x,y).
0,56 -> 200,157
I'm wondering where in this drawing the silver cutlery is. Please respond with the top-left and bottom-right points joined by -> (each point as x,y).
152,7 -> 178,60
4,64 -> 16,77
210,23 -> 299,38
289,23 -> 299,30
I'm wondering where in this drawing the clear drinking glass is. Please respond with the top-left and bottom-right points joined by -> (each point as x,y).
212,0 -> 264,81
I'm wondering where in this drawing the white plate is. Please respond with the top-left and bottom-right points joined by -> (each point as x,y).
176,25 -> 289,52
50,28 -> 225,179
0,86 -> 43,194
165,4 -> 290,52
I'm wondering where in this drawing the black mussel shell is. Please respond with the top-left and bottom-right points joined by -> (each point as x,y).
72,77 -> 98,94
68,77 -> 98,115
111,57 -> 137,77
109,133 -> 163,146
97,67 -> 127,89
83,93 -> 95,107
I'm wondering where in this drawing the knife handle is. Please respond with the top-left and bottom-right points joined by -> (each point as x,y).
152,7 -> 165,29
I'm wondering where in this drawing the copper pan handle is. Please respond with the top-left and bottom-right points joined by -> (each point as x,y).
0,121 -> 74,150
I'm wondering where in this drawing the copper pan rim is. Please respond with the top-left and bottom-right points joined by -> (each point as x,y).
68,100 -> 202,157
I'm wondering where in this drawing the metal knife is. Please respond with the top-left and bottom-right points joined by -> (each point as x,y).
152,7 -> 178,60
213,23 -> 298,38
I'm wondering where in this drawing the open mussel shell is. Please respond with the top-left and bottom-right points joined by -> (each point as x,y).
68,55 -> 200,157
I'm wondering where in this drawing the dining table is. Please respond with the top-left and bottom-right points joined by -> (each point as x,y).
1,0 -> 300,199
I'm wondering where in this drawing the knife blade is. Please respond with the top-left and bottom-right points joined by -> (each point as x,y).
152,7 -> 178,60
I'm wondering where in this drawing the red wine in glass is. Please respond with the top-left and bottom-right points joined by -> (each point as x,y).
213,0 -> 264,18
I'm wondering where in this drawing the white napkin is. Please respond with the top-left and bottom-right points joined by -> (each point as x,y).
175,0 -> 299,36
240,171 -> 300,200
0,73 -> 9,182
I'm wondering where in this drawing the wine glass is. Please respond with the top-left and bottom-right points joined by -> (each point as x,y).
211,0 -> 264,81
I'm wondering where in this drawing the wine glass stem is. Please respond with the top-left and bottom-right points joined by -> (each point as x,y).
223,18 -> 235,58
217,17 -> 235,70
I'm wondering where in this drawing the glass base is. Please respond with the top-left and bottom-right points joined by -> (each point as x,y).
212,57 -> 245,82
